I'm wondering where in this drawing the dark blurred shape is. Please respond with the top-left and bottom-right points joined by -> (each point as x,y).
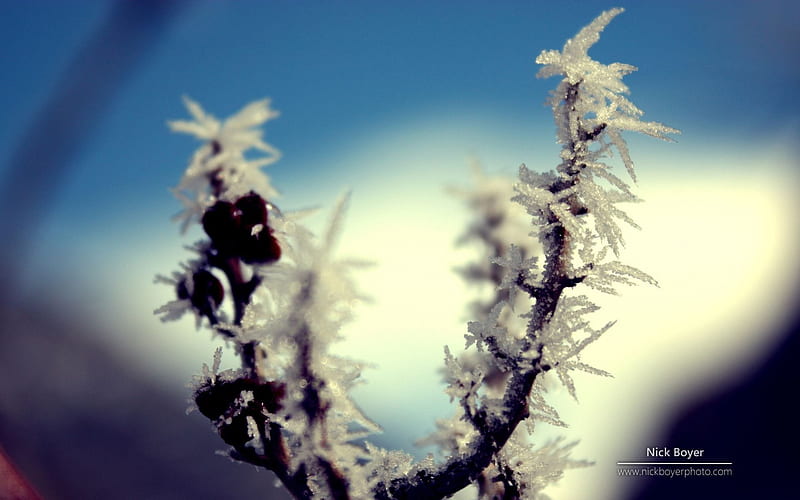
0,4 -> 293,496
0,0 -> 186,286
0,297 -> 290,500
629,312 -> 800,499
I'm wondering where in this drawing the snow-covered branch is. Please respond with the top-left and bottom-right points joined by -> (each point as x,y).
155,8 -> 676,499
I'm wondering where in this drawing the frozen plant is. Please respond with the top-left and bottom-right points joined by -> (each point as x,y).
155,8 -> 677,500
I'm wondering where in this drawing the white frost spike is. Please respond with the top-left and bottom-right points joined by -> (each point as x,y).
528,379 -> 567,428
491,244 -> 538,306
465,301 -> 507,352
513,181 -> 555,215
363,443 -> 414,488
605,128 -> 636,182
561,8 -> 623,63
583,260 -> 658,295
170,95 -> 218,139
498,431 -> 591,499
416,413 -> 478,456
169,96 -> 281,233
535,8 -> 624,83
169,96 -> 280,152
322,192 -> 351,251
443,346 -> 483,408
152,299 -> 194,325
536,7 -> 679,184
211,347 -> 223,376
170,187 -> 211,234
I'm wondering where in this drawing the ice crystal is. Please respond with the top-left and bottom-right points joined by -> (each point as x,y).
527,378 -> 567,429
220,193 -> 381,495
531,293 -> 616,393
153,256 -> 210,327
237,195 -> 370,353
529,7 -> 678,256
168,96 -> 281,231
363,443 -> 414,486
491,245 -> 539,307
581,259 -> 658,295
498,429 -> 591,500
465,302 -> 505,351
443,346 -> 483,409
451,164 -> 541,258
416,414 -> 478,457
536,7 -> 678,144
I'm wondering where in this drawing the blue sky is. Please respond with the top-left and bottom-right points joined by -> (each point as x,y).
1,1 -> 797,229
1,3 -> 798,498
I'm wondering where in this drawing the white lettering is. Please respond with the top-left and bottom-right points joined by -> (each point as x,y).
673,448 -> 704,460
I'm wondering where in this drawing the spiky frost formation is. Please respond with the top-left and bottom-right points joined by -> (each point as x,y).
159,97 -> 440,499
409,9 -> 677,499
168,97 -> 281,232
531,7 -> 678,255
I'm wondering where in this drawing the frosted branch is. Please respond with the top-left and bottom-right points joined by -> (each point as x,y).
156,8 -> 676,499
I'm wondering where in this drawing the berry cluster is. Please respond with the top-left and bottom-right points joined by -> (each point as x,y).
195,378 -> 285,448
202,191 -> 281,264
175,191 -> 281,320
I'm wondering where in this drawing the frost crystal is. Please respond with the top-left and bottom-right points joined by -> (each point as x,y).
528,7 -> 679,256
168,97 -> 281,232
498,430 -> 591,499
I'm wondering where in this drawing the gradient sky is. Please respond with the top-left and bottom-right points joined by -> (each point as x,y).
1,2 -> 798,499
1,1 -> 797,224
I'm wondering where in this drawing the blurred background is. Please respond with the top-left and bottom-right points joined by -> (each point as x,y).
0,1 -> 798,498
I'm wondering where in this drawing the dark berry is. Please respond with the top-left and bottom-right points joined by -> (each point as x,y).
176,279 -> 190,300
189,269 -> 224,313
235,191 -> 268,229
195,380 -> 241,421
202,201 -> 242,253
219,414 -> 251,447
240,231 -> 281,264
254,380 -> 286,413
195,379 -> 285,421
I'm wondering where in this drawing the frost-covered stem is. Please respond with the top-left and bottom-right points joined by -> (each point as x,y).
221,378 -> 319,500
525,87 -> 591,345
372,215 -> 572,499
374,43 -> 606,500
374,370 -> 538,499
284,278 -> 351,500
210,252 -> 262,374
206,261 -> 324,498
374,218 -> 576,497
192,142 -> 267,375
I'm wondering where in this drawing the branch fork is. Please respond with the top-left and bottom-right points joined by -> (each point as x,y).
155,8 -> 677,499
